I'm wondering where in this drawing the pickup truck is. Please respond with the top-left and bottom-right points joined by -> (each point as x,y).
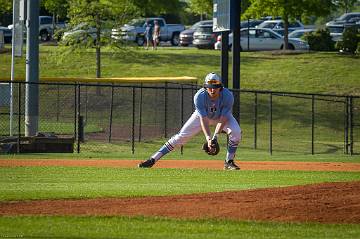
112,17 -> 185,46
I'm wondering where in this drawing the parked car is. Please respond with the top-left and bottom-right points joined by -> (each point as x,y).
326,12 -> 360,27
257,20 -> 304,35
8,16 -> 66,42
61,23 -> 110,44
112,17 -> 185,46
327,23 -> 360,42
192,24 -> 219,49
62,23 -> 96,44
0,26 -> 12,43
179,20 -> 212,46
240,19 -> 264,29
288,29 -> 316,40
326,12 -> 360,42
214,28 -> 309,51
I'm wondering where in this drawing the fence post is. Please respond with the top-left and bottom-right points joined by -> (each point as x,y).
254,92 -> 258,149
17,82 -> 21,153
132,86 -> 135,154
74,84 -> 77,147
138,84 -> 143,142
311,95 -> 315,155
164,82 -> 168,138
76,84 -> 81,153
344,97 -> 349,154
350,96 -> 353,155
85,86 -> 88,123
191,84 -> 195,112
269,93 -> 273,155
56,84 -> 60,122
78,115 -> 84,144
108,84 -> 114,143
180,84 -> 184,154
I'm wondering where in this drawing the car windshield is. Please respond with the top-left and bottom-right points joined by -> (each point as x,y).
289,22 -> 300,27
72,23 -> 91,31
241,20 -> 262,28
127,19 -> 145,27
196,26 -> 213,33
337,14 -> 353,21
289,31 -> 303,38
191,20 -> 212,30
258,22 -> 277,29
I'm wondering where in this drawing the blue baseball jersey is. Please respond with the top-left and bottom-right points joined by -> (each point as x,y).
194,88 -> 234,120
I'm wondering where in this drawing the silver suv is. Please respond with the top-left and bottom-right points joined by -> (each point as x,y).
192,25 -> 219,49
326,12 -> 360,41
326,12 -> 360,27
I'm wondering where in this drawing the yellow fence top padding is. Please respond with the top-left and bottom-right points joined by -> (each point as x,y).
0,76 -> 197,84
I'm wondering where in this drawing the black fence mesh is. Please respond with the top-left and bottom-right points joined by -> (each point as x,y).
0,81 -> 359,155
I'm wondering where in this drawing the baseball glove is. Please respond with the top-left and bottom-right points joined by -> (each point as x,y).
202,138 -> 220,156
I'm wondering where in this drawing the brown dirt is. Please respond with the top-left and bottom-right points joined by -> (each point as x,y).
1,159 -> 360,224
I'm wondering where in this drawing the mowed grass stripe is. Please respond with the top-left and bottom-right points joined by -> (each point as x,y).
0,216 -> 359,239
0,166 -> 359,201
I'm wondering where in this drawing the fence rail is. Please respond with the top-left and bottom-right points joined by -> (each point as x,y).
0,80 -> 359,155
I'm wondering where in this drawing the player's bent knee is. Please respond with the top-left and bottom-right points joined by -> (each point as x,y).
169,134 -> 192,147
229,130 -> 242,144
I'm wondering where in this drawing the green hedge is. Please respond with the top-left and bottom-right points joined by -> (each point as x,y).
304,29 -> 335,51
335,26 -> 360,54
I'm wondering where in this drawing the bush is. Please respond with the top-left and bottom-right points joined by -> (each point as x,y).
335,26 -> 360,54
357,42 -> 360,54
304,28 -> 335,51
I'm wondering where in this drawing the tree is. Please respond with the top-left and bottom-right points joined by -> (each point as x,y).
42,0 -> 69,20
245,0 -> 335,50
132,0 -> 183,17
188,0 -> 212,20
333,0 -> 358,13
0,0 -> 12,16
0,0 -> 12,25
67,0 -> 139,80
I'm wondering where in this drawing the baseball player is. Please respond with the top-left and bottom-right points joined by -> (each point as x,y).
138,72 -> 241,170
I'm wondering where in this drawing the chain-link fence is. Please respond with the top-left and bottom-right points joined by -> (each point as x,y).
0,81 -> 359,155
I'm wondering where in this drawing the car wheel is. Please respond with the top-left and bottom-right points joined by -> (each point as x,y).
136,36 -> 145,46
280,44 -> 295,50
40,30 -> 49,42
171,33 -> 180,46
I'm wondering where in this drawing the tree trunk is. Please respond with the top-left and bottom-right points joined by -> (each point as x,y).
52,12 -> 56,40
283,17 -> 289,50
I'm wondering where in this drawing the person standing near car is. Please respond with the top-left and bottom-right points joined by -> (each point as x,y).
144,20 -> 153,50
152,20 -> 160,50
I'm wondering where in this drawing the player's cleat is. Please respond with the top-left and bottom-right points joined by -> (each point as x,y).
224,160 -> 240,170
138,158 -> 156,168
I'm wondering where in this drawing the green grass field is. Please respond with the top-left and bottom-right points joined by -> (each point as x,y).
0,164 -> 359,239
1,46 -> 359,94
0,45 -> 360,238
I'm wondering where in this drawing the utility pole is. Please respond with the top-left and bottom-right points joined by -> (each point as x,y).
232,0 -> 241,122
220,31 -> 229,88
25,0 -> 39,136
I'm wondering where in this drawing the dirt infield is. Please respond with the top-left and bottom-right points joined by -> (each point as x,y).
1,159 -> 360,224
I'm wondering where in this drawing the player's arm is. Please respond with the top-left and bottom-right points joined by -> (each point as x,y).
213,115 -> 228,139
199,116 -> 212,146
212,89 -> 233,139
